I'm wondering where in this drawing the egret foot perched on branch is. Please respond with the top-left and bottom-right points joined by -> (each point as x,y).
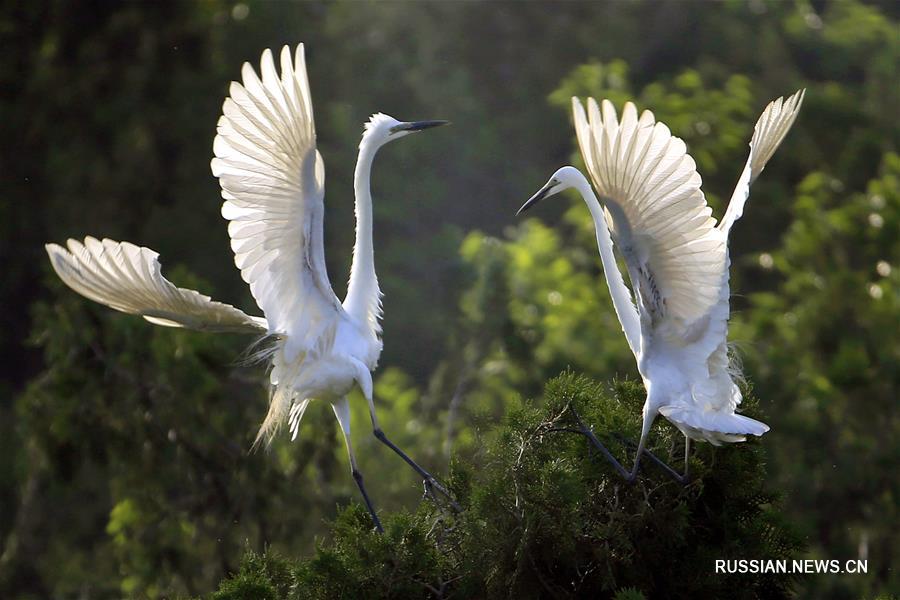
373,428 -> 462,513
554,405 -> 691,484
566,405 -> 637,482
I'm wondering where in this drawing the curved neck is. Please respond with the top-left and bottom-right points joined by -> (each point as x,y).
570,173 -> 643,357
343,136 -> 383,333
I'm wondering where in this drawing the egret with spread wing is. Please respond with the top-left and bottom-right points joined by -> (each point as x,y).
45,44 -> 451,531
518,90 -> 804,482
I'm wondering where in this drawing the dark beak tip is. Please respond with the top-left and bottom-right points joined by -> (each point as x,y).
516,186 -> 551,216
515,198 -> 537,216
399,119 -> 450,132
423,119 -> 450,130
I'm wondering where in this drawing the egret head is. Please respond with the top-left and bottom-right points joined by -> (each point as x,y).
517,166 -> 583,215
362,113 -> 449,148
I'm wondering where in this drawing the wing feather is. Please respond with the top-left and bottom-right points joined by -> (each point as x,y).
719,89 -> 805,236
46,237 -> 267,333
574,97 -> 727,330
212,44 -> 341,362
699,89 -> 804,395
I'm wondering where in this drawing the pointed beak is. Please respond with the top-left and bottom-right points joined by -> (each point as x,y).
516,182 -> 554,216
390,120 -> 450,133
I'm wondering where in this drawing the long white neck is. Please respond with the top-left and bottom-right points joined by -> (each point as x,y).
570,172 -> 642,357
343,135 -> 383,334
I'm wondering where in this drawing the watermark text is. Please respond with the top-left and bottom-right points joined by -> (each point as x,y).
715,559 -> 867,575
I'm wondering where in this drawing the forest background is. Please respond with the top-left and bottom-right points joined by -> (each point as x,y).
1,0 -> 897,598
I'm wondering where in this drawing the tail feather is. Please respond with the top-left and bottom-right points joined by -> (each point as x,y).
659,405 -> 769,445
252,336 -> 314,449
252,387 -> 291,449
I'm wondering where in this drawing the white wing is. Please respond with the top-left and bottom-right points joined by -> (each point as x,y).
699,90 -> 805,405
719,89 -> 805,237
212,45 -> 342,362
46,237 -> 267,333
573,97 -> 726,336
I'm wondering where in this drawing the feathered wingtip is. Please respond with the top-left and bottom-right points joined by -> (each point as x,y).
748,88 -> 805,178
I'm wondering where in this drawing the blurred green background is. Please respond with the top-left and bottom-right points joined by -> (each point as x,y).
1,0 -> 897,597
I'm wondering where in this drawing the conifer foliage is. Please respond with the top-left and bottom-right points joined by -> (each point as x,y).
212,374 -> 801,599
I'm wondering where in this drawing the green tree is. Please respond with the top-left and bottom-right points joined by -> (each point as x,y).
213,375 -> 802,599
734,154 -> 900,597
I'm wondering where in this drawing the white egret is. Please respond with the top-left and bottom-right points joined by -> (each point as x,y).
44,44 -> 452,531
518,90 -> 804,482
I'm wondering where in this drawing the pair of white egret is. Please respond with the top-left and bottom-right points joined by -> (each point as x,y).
46,44 -> 803,530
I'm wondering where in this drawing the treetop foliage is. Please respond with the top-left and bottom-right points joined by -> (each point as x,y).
211,374 -> 801,600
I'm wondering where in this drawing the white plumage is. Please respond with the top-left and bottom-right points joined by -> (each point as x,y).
519,89 -> 804,480
45,237 -> 268,333
573,98 -> 725,330
45,44 -> 451,531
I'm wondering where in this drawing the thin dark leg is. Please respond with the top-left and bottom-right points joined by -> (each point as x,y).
612,433 -> 690,484
373,428 -> 462,511
569,407 -> 636,482
636,443 -> 687,483
333,399 -> 383,532
352,468 -> 383,533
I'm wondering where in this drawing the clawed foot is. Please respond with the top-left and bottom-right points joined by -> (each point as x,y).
373,427 -> 462,513
421,477 -> 462,513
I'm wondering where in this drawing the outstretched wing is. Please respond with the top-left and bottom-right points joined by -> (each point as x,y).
719,89 -> 805,237
573,97 -> 726,336
46,237 -> 267,333
701,90 -> 805,402
212,44 -> 342,361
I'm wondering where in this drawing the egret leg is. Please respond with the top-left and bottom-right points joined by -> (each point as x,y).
373,428 -> 461,511
627,422 -> 650,482
612,433 -> 691,484
332,399 -> 383,532
351,463 -> 383,533
363,391 -> 460,511
569,406 -> 639,482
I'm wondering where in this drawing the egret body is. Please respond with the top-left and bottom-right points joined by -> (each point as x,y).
519,91 -> 804,481
45,44 -> 451,531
